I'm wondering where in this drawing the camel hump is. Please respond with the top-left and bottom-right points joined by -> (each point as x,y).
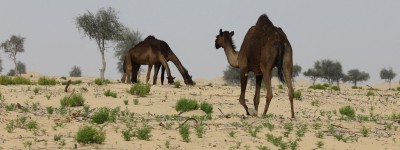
255,14 -> 274,29
144,35 -> 157,41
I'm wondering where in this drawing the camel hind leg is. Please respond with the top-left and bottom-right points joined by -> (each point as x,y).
158,56 -> 174,84
153,63 -> 162,85
283,46 -> 295,118
146,64 -> 153,84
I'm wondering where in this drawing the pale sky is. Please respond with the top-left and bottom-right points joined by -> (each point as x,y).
1,1 -> 399,84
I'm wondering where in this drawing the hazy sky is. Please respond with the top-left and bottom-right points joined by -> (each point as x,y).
1,1 -> 399,84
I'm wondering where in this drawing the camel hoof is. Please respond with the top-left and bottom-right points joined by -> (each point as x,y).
248,108 -> 258,116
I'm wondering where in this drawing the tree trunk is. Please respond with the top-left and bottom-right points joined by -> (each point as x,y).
100,50 -> 106,80
13,55 -> 18,76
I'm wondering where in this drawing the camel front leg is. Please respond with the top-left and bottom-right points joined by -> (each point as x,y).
159,56 -> 174,84
160,66 -> 165,85
146,64 -> 153,84
153,63 -> 161,85
239,71 -> 250,115
253,75 -> 263,112
262,73 -> 273,115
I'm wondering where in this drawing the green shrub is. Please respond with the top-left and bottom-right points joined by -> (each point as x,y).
0,76 -> 32,85
331,86 -> 340,91
339,105 -> 355,119
33,87 -> 40,94
294,90 -> 302,100
60,76 -> 67,80
396,87 -> 400,91
175,98 -> 199,112
174,81 -> 181,88
200,102 -> 213,113
38,77 -> 58,85
179,124 -> 190,142
195,125 -> 205,138
60,94 -> 85,107
323,83 -> 330,87
136,124 -> 152,141
92,107 -> 110,124
309,84 -> 327,90
360,126 -> 369,137
26,120 -> 39,131
121,129 -> 134,141
94,78 -> 110,85
46,106 -> 54,114
128,83 -> 151,97
366,91 -> 375,96
76,125 -> 105,144
104,89 -> 117,98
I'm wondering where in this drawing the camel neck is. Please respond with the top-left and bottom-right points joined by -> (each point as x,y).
168,51 -> 191,79
223,42 -> 239,68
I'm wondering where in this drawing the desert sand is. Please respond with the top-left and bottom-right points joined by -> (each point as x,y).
0,72 -> 399,150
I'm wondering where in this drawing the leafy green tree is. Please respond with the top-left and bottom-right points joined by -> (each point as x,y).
114,27 -> 142,73
223,66 -> 255,85
75,7 -> 124,79
314,59 -> 344,86
70,65 -> 82,77
342,69 -> 369,86
292,64 -> 302,82
303,68 -> 320,85
380,67 -> 396,88
6,61 -> 26,76
0,35 -> 25,75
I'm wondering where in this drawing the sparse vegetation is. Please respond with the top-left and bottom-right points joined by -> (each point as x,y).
366,91 -> 375,96
174,81 -> 181,88
339,105 -> 356,119
175,98 -> 199,112
0,76 -> 32,85
38,77 -> 58,85
76,125 -> 105,144
294,90 -> 302,100
309,84 -> 327,90
94,78 -> 111,85
361,126 -> 369,137
128,83 -> 151,97
136,124 -> 152,141
60,93 -> 85,107
200,101 -> 213,113
179,124 -> 190,142
104,89 -> 117,98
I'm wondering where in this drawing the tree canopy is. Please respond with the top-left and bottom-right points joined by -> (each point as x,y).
292,64 -> 302,80
75,7 -> 125,79
314,59 -> 344,85
70,65 -> 82,77
113,27 -> 142,73
303,68 -> 321,85
342,69 -> 370,86
380,67 -> 396,88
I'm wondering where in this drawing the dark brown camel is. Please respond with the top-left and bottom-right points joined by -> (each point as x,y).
215,14 -> 294,118
143,36 -> 194,85
121,36 -> 175,84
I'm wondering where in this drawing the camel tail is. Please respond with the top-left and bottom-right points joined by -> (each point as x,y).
276,43 -> 286,84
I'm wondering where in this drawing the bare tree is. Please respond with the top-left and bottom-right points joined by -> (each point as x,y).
75,7 -> 124,79
0,35 -> 25,75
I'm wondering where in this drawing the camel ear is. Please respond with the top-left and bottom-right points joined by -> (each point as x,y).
230,31 -> 234,36
219,29 -> 222,35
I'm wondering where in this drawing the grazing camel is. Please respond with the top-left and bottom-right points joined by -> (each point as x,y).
143,36 -> 194,85
121,36 -> 175,84
215,14 -> 294,118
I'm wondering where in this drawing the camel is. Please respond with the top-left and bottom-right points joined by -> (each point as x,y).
215,14 -> 294,118
120,36 -> 175,84
121,36 -> 194,85
144,37 -> 194,85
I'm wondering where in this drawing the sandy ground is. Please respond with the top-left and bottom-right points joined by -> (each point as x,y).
0,73 -> 399,150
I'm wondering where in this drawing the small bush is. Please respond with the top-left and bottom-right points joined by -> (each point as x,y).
174,81 -> 181,88
33,87 -> 40,94
339,105 -> 355,119
366,91 -> 375,96
26,120 -> 39,131
76,125 -> 105,144
38,77 -> 58,85
60,76 -> 67,80
360,126 -> 369,137
309,84 -> 327,90
196,125 -> 205,138
46,106 -> 54,114
136,124 -> 152,141
128,83 -> 151,97
294,90 -> 301,100
94,78 -> 110,85
179,124 -> 190,142
175,98 -> 199,112
396,87 -> 400,91
200,102 -> 213,113
92,107 -> 110,124
0,76 -> 32,85
104,89 -> 117,98
121,129 -> 134,141
323,83 -> 330,87
61,80 -> 82,85
331,86 -> 340,91
60,94 -> 85,107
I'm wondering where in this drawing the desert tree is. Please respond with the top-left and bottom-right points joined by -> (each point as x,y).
7,61 -> 26,76
380,67 -> 396,89
342,69 -> 370,86
0,35 -> 25,75
314,59 -> 344,86
303,68 -> 320,85
75,7 -> 124,79
70,65 -> 82,77
223,66 -> 255,85
0,56 -> 3,74
113,27 -> 142,73
292,64 -> 302,82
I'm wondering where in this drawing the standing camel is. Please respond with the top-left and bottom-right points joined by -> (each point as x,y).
214,14 -> 294,118
121,37 -> 175,84
143,36 -> 194,85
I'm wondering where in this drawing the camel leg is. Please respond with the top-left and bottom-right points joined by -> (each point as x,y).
262,72 -> 273,115
283,49 -> 295,118
131,64 -> 140,83
253,75 -> 263,112
160,65 -> 165,85
159,56 -> 174,84
239,71 -> 250,115
153,63 -> 161,85
146,64 -> 153,84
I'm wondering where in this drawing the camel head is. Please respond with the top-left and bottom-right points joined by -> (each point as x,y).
184,75 -> 194,85
215,29 -> 234,49
167,76 -> 175,85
